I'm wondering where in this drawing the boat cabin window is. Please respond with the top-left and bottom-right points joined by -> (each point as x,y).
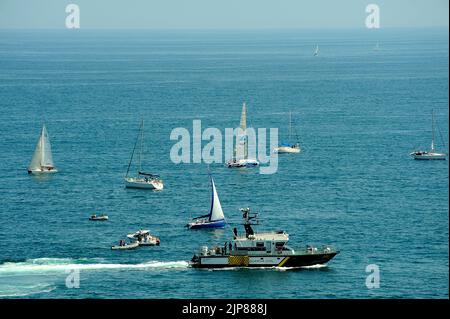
256,242 -> 265,248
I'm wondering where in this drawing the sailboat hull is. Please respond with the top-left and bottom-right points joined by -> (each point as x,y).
27,167 -> 58,174
410,152 -> 446,160
124,177 -> 164,190
187,219 -> 226,229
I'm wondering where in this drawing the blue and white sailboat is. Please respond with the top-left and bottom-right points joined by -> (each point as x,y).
187,176 -> 226,229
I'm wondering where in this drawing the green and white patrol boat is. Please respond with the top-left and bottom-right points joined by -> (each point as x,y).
190,208 -> 339,268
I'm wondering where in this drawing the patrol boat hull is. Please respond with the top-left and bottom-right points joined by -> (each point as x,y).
191,251 -> 339,268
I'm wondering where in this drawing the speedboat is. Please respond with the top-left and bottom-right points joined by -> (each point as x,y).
187,175 -> 227,229
190,208 -> 339,268
111,240 -> 139,250
89,214 -> 109,221
127,229 -> 160,246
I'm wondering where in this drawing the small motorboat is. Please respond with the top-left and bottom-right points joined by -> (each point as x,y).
111,239 -> 139,250
127,229 -> 160,246
89,214 -> 109,221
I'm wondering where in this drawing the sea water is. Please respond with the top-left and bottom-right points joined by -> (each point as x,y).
0,28 -> 448,298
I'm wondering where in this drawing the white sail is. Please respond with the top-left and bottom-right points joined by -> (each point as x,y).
29,132 -> 43,171
209,177 -> 225,221
235,102 -> 247,160
41,125 -> 54,167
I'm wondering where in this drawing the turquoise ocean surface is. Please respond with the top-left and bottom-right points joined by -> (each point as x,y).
0,28 -> 448,298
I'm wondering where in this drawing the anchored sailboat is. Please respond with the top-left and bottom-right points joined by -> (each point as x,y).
274,111 -> 301,154
187,175 -> 226,229
27,124 -> 57,174
410,110 -> 447,160
226,102 -> 259,168
124,120 -> 164,190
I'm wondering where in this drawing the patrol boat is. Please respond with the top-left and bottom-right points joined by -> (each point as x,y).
190,208 -> 339,268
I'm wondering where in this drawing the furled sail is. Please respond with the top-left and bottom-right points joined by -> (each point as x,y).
209,177 -> 225,222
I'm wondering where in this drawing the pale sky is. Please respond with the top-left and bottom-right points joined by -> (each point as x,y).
0,0 -> 448,29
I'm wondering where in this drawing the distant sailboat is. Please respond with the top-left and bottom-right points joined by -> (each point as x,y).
410,110 -> 447,160
274,111 -> 301,154
314,45 -> 319,56
124,120 -> 164,190
226,102 -> 259,168
186,175 -> 227,229
28,124 -> 57,174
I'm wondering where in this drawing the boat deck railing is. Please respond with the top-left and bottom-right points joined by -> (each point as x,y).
197,245 -> 337,257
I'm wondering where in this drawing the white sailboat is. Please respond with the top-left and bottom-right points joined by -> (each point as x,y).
186,175 -> 226,229
274,111 -> 301,154
27,124 -> 57,174
314,45 -> 319,56
124,120 -> 164,190
410,110 -> 447,160
226,102 -> 259,168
